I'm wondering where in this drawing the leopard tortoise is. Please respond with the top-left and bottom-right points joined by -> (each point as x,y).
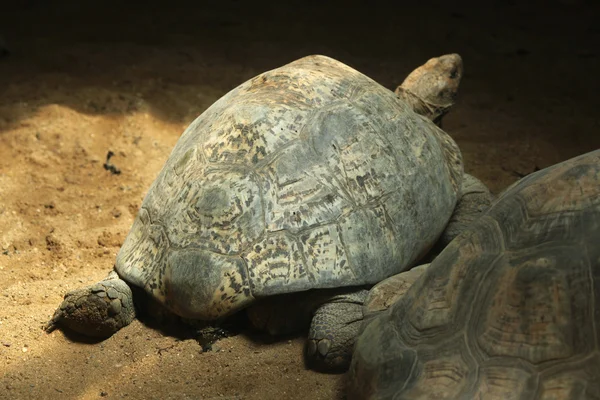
45,54 -> 491,371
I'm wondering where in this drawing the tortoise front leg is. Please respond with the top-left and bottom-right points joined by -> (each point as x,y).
247,288 -> 369,372
305,289 -> 369,373
437,173 -> 493,249
44,271 -> 136,338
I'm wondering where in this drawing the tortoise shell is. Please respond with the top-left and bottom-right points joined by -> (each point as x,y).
115,55 -> 463,320
349,149 -> 600,399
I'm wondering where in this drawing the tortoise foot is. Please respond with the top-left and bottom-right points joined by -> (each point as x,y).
44,271 -> 136,338
305,289 -> 368,373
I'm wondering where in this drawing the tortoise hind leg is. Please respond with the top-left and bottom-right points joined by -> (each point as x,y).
44,271 -> 136,338
305,289 -> 369,373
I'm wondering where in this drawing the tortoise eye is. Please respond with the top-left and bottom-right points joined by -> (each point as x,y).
449,68 -> 459,79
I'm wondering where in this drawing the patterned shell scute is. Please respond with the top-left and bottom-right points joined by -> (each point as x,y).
244,231 -> 310,296
393,221 -> 506,343
349,149 -> 600,399
160,167 -> 265,255
260,141 -> 353,232
299,224 -> 352,283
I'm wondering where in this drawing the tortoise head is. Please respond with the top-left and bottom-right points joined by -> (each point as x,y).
395,53 -> 463,123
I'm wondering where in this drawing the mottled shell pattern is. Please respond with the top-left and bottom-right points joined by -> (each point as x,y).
350,149 -> 600,399
115,55 -> 463,320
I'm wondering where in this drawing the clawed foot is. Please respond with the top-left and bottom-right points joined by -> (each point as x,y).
306,326 -> 358,373
44,271 -> 136,338
306,337 -> 332,359
305,336 -> 350,373
305,290 -> 368,373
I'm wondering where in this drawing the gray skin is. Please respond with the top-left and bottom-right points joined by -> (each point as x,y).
394,52 -> 464,127
44,54 -> 491,372
349,149 -> 600,398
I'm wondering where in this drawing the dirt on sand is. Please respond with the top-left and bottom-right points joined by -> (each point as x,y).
1,1 -> 599,399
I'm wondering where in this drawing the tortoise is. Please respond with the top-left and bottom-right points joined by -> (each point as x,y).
45,54 -> 491,371
348,149 -> 600,398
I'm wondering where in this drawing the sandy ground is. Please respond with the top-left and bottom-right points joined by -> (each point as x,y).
1,1 -> 599,399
